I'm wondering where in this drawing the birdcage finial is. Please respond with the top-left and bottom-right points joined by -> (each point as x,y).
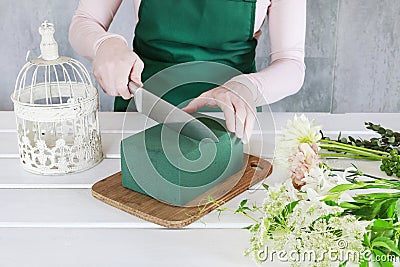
39,20 -> 59,61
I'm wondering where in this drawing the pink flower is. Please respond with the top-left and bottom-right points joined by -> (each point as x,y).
289,143 -> 320,189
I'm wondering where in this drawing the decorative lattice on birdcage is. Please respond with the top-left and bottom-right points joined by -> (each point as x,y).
11,21 -> 103,175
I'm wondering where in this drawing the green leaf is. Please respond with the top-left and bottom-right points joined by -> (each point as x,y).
378,199 -> 399,219
352,206 -> 379,220
324,200 -> 340,207
372,124 -> 381,131
372,249 -> 394,267
372,237 -> 400,256
367,193 -> 399,199
363,232 -> 371,248
386,201 -> 396,218
240,199 -> 248,207
323,193 -> 342,202
354,184 -> 399,191
262,183 -> 269,190
395,199 -> 400,219
357,192 -> 400,200
377,140 -> 382,147
353,199 -> 400,220
329,183 -> 365,193
281,201 -> 299,219
242,224 -> 252,230
370,219 -> 394,231
339,202 -> 361,209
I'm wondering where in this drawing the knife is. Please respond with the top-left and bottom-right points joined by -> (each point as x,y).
128,81 -> 218,142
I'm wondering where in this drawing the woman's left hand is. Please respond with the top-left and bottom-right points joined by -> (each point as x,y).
182,81 -> 256,144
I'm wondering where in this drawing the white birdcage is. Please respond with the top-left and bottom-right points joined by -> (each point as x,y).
11,21 -> 103,175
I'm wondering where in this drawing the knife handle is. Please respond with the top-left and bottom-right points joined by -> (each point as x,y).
128,81 -> 143,112
128,81 -> 140,94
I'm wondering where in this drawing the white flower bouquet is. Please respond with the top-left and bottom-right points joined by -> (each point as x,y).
219,115 -> 400,267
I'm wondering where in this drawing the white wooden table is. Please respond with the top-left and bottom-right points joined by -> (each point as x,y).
0,111 -> 398,267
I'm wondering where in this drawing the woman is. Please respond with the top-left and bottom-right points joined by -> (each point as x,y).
69,0 -> 306,143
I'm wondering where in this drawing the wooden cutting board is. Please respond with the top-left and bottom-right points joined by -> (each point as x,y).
92,154 -> 272,228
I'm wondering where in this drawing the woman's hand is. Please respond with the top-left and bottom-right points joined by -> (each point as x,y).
92,38 -> 144,99
182,81 -> 256,144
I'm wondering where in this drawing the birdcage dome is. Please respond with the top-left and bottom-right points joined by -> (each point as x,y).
11,21 -> 103,175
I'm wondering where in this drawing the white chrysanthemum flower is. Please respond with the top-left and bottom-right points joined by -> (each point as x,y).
275,114 -> 322,167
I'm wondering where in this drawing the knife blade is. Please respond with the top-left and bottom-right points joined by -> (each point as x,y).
128,82 -> 218,142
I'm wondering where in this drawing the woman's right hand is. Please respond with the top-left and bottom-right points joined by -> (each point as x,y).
92,38 -> 144,99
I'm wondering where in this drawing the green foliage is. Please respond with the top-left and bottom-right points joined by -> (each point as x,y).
371,248 -> 394,267
325,178 -> 400,267
323,122 -> 400,152
321,121 -> 400,177
372,237 -> 400,256
262,183 -> 269,190
280,200 -> 299,220
381,149 -> 400,178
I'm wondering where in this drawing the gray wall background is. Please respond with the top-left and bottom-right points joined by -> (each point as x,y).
0,0 -> 399,112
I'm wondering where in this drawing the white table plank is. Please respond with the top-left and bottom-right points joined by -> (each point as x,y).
0,112 -> 17,132
0,188 -> 265,228
0,228 -> 263,267
0,132 -> 18,157
0,158 -> 120,188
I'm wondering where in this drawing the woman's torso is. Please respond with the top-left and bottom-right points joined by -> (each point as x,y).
131,0 -> 271,36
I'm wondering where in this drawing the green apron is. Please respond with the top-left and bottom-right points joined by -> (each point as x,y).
114,0 -> 258,112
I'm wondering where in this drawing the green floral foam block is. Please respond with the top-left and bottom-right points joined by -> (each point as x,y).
120,115 -> 243,206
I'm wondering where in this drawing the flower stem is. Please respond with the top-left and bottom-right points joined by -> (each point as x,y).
319,146 -> 384,160
319,143 -> 386,160
330,168 -> 388,181
320,139 -> 390,156
242,212 -> 259,223
320,143 -> 383,157
219,206 -> 259,223
319,153 -> 377,160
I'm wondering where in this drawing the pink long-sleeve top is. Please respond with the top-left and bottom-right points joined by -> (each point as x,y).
69,0 -> 306,105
